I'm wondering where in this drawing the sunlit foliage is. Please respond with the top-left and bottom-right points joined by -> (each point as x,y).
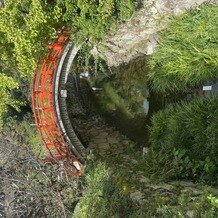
149,3 -> 218,92
142,96 -> 218,185
0,73 -> 22,126
57,0 -> 135,42
0,0 -> 61,77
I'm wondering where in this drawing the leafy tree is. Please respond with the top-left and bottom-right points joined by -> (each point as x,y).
0,0 -> 62,78
0,73 -> 22,127
56,0 -> 135,43
0,0 -> 135,126
149,3 -> 218,92
0,0 -> 62,123
0,0 -> 135,77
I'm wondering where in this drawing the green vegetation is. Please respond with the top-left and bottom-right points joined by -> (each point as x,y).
149,3 -> 218,92
140,96 -> 218,185
74,161 -> 218,217
0,0 -> 61,77
117,0 -> 135,21
0,0 -> 63,124
0,0 -> 135,77
0,1 -> 218,217
144,3 -> 218,188
0,73 -> 23,127
74,161 -> 135,217
57,0 -> 135,42
0,0 -> 135,125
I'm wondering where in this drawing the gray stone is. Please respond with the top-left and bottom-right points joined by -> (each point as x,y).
131,159 -> 138,164
187,210 -> 194,218
107,137 -> 119,144
88,143 -> 96,148
98,143 -> 110,150
113,147 -> 124,154
88,130 -> 99,137
93,137 -> 107,144
142,147 -> 149,156
150,184 -> 174,191
181,187 -> 204,195
139,176 -> 150,183
169,180 -> 196,187
98,132 -> 109,137
92,0 -> 214,67
130,191 -> 144,202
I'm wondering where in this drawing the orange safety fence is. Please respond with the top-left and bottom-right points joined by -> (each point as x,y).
32,30 -> 82,176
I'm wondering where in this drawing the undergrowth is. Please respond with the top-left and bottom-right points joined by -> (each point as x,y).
2,112 -> 43,157
74,161 -> 218,217
74,161 -> 135,217
0,114 -> 80,217
140,96 -> 218,185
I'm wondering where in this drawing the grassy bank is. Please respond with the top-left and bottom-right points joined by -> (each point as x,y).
149,3 -> 218,92
139,96 -> 218,185
74,160 -> 218,217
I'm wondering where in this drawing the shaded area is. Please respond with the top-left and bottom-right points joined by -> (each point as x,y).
69,55 -> 194,145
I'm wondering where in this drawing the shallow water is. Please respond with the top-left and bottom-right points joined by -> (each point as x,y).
71,54 -> 160,144
70,54 -> 169,144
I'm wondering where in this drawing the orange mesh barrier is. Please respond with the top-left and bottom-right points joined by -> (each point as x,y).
32,30 -> 82,176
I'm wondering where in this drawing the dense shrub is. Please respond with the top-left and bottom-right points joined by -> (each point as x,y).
0,0 -> 62,77
149,3 -> 218,92
0,73 -> 24,127
74,161 -> 218,217
74,161 -> 134,217
142,96 -> 218,185
57,0 -> 135,42
0,0 -> 135,77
